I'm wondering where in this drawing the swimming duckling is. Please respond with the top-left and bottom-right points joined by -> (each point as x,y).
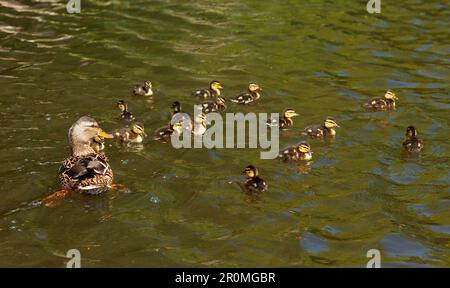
171,101 -> 182,117
59,116 -> 114,195
230,83 -> 261,104
192,80 -> 223,98
301,117 -> 339,138
193,113 -> 208,136
363,90 -> 398,111
116,100 -> 135,122
243,165 -> 268,194
403,126 -> 424,153
132,80 -> 153,96
113,122 -> 145,144
91,135 -> 105,152
278,142 -> 313,162
202,96 -> 227,114
153,122 -> 183,142
267,108 -> 299,129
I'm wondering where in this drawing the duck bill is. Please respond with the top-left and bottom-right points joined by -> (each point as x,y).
97,129 -> 114,139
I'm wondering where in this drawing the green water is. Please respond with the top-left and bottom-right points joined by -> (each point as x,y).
0,0 -> 449,267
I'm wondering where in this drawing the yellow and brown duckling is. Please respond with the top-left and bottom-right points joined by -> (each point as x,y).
132,80 -> 153,96
278,141 -> 313,162
91,135 -> 105,153
243,165 -> 268,194
403,126 -> 424,153
202,96 -> 227,114
113,122 -> 145,144
171,101 -> 182,117
153,122 -> 183,141
116,100 -> 135,122
192,113 -> 208,136
59,116 -> 114,195
192,80 -> 223,98
231,83 -> 262,104
363,89 -> 398,111
301,117 -> 339,138
267,108 -> 299,129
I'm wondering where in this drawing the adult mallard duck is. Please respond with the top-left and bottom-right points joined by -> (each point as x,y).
59,116 -> 114,195
301,117 -> 339,138
113,122 -> 145,144
202,96 -> 227,114
230,83 -> 261,104
132,80 -> 153,96
243,165 -> 268,194
278,141 -> 313,162
192,80 -> 223,98
116,100 -> 135,122
363,89 -> 398,111
403,126 -> 424,153
267,108 -> 299,129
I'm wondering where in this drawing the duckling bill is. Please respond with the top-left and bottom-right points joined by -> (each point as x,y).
403,126 -> 424,153
243,165 -> 268,194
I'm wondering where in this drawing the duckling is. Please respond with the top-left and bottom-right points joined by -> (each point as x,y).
193,113 -> 208,136
403,126 -> 424,153
113,122 -> 145,144
202,96 -> 227,114
153,122 -> 183,141
267,108 -> 299,129
59,116 -> 114,195
278,142 -> 313,162
230,83 -> 262,104
116,100 -> 135,122
243,165 -> 268,194
301,117 -> 339,138
363,89 -> 398,111
132,80 -> 153,96
91,135 -> 105,153
171,101 -> 182,117
192,80 -> 223,98
170,101 -> 193,132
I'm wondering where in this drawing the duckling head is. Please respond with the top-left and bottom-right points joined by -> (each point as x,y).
171,101 -> 182,113
131,122 -> 145,135
144,81 -> 153,95
283,108 -> 299,119
324,117 -> 339,129
171,122 -> 184,134
209,80 -> 223,94
116,100 -> 127,112
216,96 -> 226,105
68,116 -> 113,156
248,82 -> 261,92
243,165 -> 258,179
297,142 -> 311,153
406,126 -> 418,138
194,113 -> 207,124
384,89 -> 398,100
